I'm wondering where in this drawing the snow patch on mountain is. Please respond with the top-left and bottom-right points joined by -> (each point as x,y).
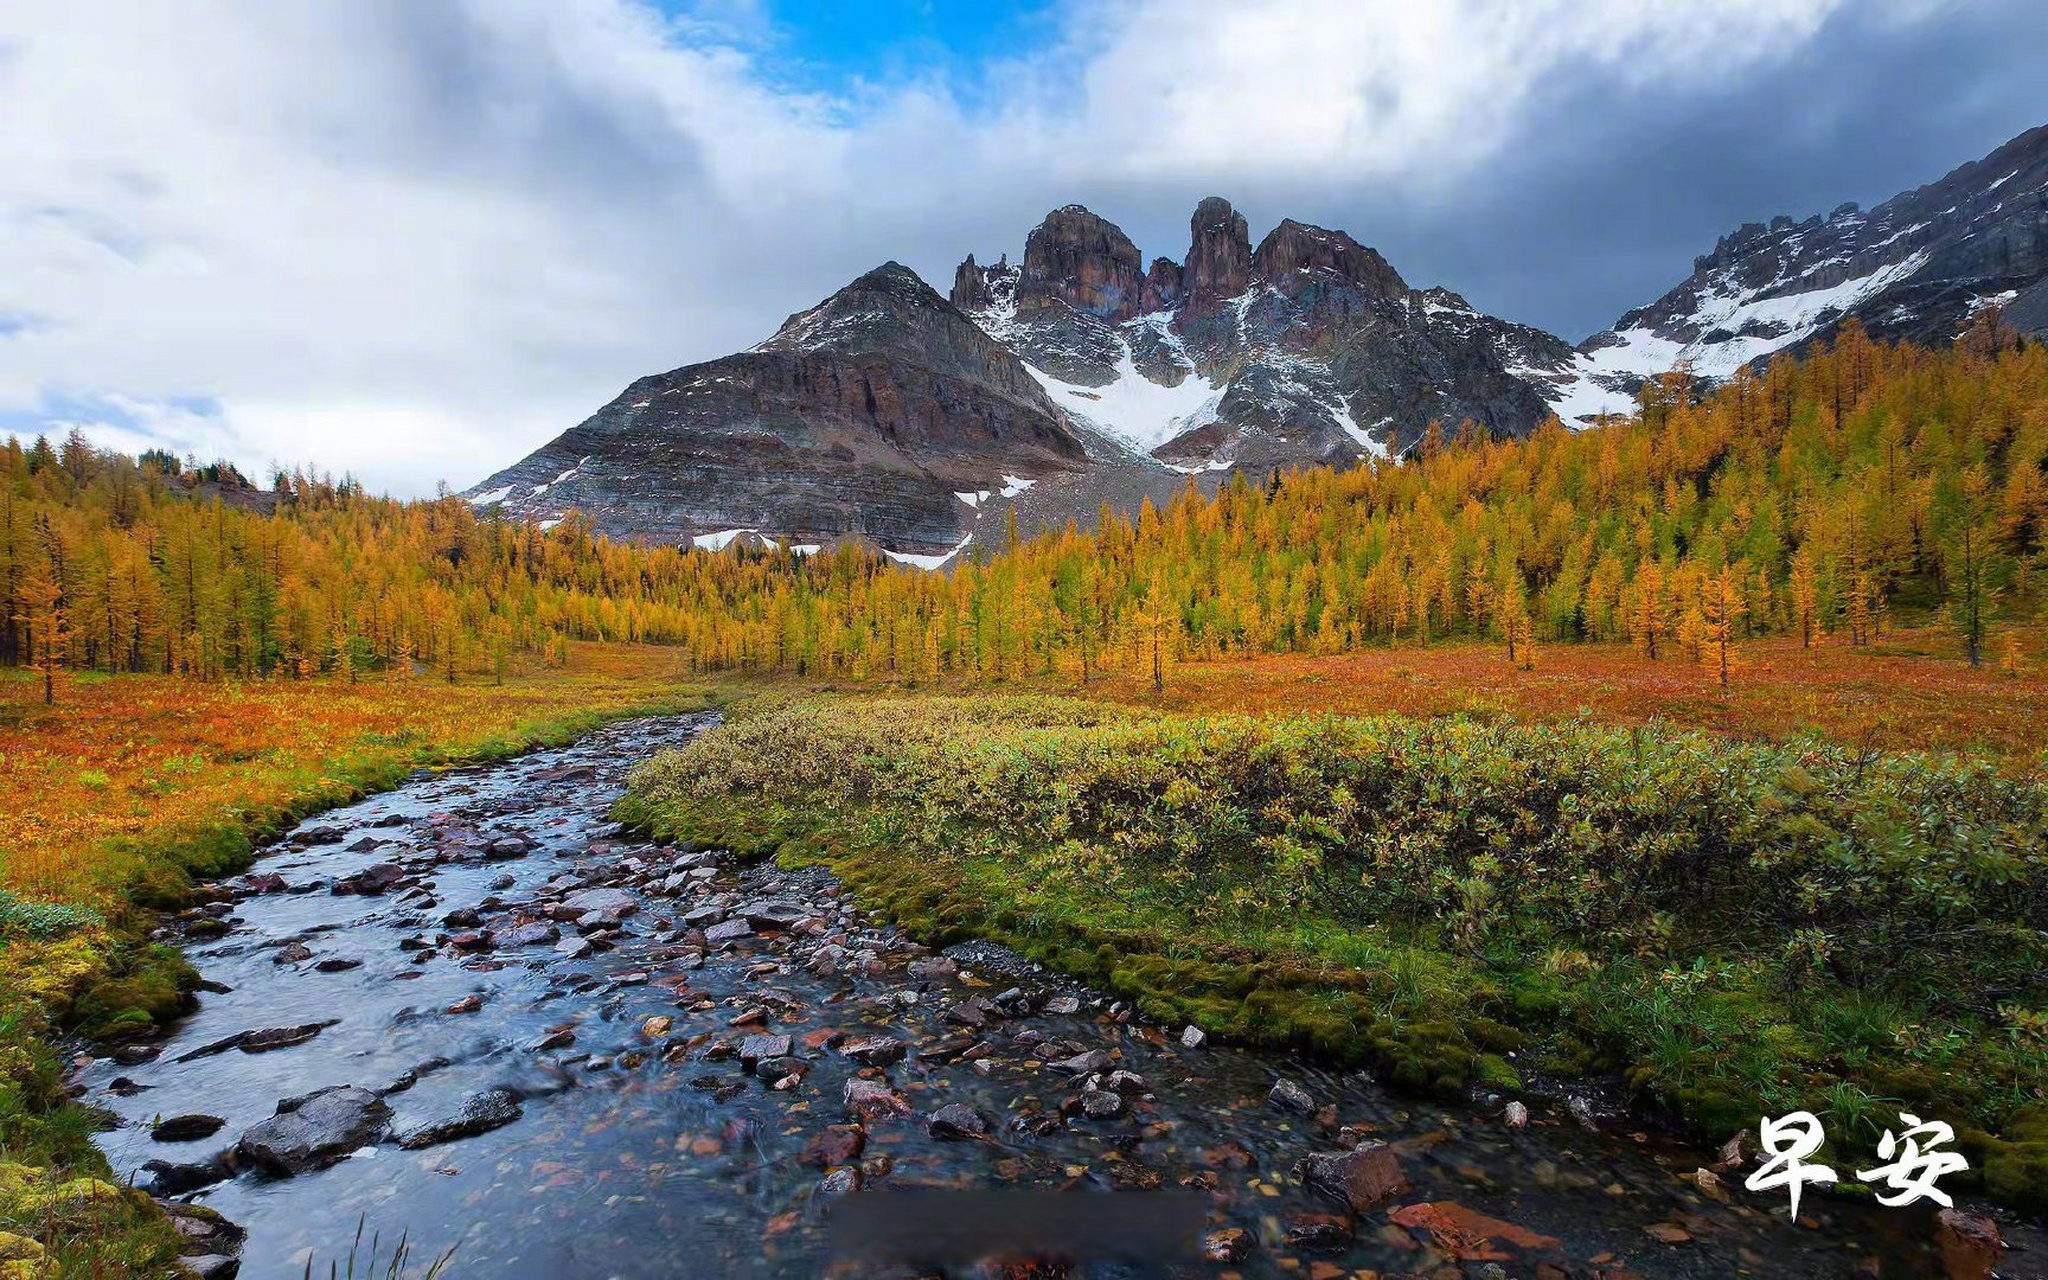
1023,344 -> 1224,452
885,533 -> 973,570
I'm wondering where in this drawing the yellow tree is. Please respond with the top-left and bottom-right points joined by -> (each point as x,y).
14,536 -> 67,704
1132,576 -> 1173,694
1788,548 -> 1819,648
1630,561 -> 1666,659
1701,567 -> 1745,692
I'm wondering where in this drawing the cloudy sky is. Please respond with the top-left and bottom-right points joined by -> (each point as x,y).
2,0 -> 2043,495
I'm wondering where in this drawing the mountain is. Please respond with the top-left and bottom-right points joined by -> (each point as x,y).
464,123 -> 2048,556
462,263 -> 1087,558
468,199 -> 1575,555
1547,122 -> 2048,413
948,197 -> 1563,474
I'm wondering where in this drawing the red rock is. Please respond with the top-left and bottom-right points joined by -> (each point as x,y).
1388,1202 -> 1563,1261
1935,1208 -> 2003,1280
802,1125 -> 866,1168
1297,1140 -> 1408,1212
843,1078 -> 909,1121
1203,1227 -> 1252,1263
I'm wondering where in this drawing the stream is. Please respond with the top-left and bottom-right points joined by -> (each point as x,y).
82,714 -> 2035,1278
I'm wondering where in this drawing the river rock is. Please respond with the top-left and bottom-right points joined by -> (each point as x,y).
150,1113 -> 226,1142
1935,1208 -> 2004,1279
1504,1101 -> 1529,1128
1296,1140 -> 1408,1212
332,863 -> 405,896
843,1078 -> 910,1121
484,834 -> 536,860
560,887 -> 638,919
239,1021 -> 337,1053
1204,1227 -> 1253,1263
1180,1025 -> 1207,1050
1078,1089 -> 1125,1120
738,1034 -> 792,1070
840,1035 -> 907,1067
236,1086 -> 390,1175
802,1125 -> 866,1167
739,899 -> 808,931
502,921 -> 561,947
159,1199 -> 246,1257
929,1103 -> 988,1139
705,919 -> 754,946
141,1156 -> 230,1194
1103,1069 -> 1149,1095
818,1166 -> 862,1196
1048,1049 -> 1113,1076
396,1087 -> 524,1149
1268,1077 -> 1317,1114
1282,1212 -> 1352,1251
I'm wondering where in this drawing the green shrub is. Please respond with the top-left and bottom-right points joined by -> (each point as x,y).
625,693 -> 2048,1205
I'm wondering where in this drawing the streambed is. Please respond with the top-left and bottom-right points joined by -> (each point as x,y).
82,715 -> 2027,1277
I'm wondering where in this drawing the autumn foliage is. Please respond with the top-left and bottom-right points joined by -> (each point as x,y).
3,321 -> 2044,695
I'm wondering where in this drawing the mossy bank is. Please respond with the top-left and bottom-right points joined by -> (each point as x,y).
620,692 -> 2048,1215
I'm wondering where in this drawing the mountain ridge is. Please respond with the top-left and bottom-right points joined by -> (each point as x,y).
464,122 -> 2048,558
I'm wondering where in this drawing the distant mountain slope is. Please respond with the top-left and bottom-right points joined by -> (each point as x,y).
462,263 -> 1087,555
1551,122 -> 2048,410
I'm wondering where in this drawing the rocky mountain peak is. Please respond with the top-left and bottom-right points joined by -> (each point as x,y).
1253,218 -> 1407,299
1016,204 -> 1146,322
1183,196 -> 1253,312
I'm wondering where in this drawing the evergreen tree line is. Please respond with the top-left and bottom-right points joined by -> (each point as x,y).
4,319 -> 2043,698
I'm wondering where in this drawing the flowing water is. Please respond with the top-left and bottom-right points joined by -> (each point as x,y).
84,715 -> 2037,1278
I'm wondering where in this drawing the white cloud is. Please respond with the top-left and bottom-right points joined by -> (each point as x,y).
0,0 -> 1936,495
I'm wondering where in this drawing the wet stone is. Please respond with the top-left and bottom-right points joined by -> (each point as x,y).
840,1035 -> 906,1067
1204,1227 -> 1253,1263
1048,1049 -> 1112,1076
236,1086 -> 391,1176
843,1078 -> 910,1121
704,919 -> 754,946
397,1087 -> 524,1149
560,887 -> 638,919
1269,1077 -> 1317,1115
803,1126 -> 866,1168
1297,1141 -> 1409,1212
817,1167 -> 861,1196
739,900 -> 808,931
332,863 -> 405,896
150,1113 -> 226,1143
929,1103 -> 988,1140
142,1157 -> 230,1195
502,921 -> 561,947
738,1034 -> 793,1070
239,1021 -> 338,1054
